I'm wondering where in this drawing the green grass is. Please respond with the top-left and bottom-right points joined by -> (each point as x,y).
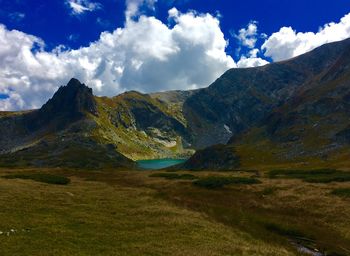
193,176 -> 261,189
0,168 -> 294,256
264,223 -> 305,239
261,187 -> 278,195
331,188 -> 350,197
3,173 -> 70,185
264,223 -> 319,250
149,173 -> 197,180
157,173 -> 350,255
268,169 -> 350,183
1,167 -> 350,255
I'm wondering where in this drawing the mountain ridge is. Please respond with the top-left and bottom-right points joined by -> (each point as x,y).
183,38 -> 350,170
1,38 -> 350,169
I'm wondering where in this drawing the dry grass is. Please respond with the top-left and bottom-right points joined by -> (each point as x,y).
1,167 -> 350,255
0,168 -> 295,256
135,169 -> 350,255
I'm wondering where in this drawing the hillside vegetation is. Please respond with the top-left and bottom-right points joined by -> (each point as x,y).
2,39 -> 350,169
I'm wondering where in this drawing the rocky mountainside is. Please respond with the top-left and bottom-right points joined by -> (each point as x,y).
183,39 -> 350,149
184,38 -> 350,170
0,79 -> 194,167
1,38 -> 350,169
0,78 -> 97,153
0,79 -> 135,168
92,90 -> 194,160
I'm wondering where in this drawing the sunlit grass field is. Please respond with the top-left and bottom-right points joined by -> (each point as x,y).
0,167 -> 350,255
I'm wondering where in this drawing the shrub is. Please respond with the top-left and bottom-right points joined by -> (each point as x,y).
268,169 -> 350,183
268,169 -> 337,179
261,187 -> 278,196
193,176 -> 261,189
331,188 -> 350,197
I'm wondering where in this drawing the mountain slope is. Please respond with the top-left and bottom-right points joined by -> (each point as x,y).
0,79 -> 194,167
238,39 -> 350,166
183,38 -> 350,170
2,39 -> 350,169
91,90 -> 194,160
183,38 -> 350,150
0,79 -> 135,168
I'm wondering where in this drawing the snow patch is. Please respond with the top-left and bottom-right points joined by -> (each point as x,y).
224,124 -> 232,134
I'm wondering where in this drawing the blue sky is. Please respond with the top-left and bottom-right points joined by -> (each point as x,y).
0,0 -> 349,110
1,0 -> 349,54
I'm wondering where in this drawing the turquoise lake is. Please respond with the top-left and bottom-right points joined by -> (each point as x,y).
137,158 -> 187,170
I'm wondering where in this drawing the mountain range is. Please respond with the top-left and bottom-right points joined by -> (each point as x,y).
1,38 -> 350,170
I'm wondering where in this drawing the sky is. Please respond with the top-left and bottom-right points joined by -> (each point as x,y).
0,0 -> 349,110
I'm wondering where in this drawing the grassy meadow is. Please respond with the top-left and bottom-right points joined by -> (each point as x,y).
0,167 -> 350,255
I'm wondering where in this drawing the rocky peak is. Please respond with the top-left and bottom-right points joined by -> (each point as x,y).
39,78 -> 98,118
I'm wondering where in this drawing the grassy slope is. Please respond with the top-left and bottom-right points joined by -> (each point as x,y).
0,128 -> 135,169
0,168 -> 294,256
0,111 -> 34,117
231,50 -> 350,170
233,128 -> 350,171
182,39 -> 350,170
149,90 -> 196,126
92,94 -> 193,160
0,89 -> 193,163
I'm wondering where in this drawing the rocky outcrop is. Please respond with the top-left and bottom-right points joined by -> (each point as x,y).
181,144 -> 240,171
3,38 -> 350,169
26,78 -> 98,131
0,79 -> 134,169
183,38 -> 350,150
40,78 -> 98,118
182,38 -> 350,169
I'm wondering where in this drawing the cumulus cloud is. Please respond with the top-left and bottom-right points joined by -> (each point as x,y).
235,21 -> 258,48
236,56 -> 269,68
237,48 -> 269,68
5,5 -> 349,111
234,22 -> 270,68
262,12 -> 350,61
0,8 -> 235,110
125,0 -> 157,20
67,0 -> 102,15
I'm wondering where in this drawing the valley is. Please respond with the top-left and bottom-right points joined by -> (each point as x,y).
1,38 -> 350,255
2,39 -> 350,170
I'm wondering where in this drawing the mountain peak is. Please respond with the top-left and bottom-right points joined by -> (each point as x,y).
39,78 -> 98,119
66,78 -> 85,88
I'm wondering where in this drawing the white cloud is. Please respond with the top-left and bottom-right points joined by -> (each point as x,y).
236,56 -> 269,68
125,0 -> 158,20
8,12 -> 26,23
233,21 -> 270,68
6,5 -> 349,111
0,8 -> 235,110
67,0 -> 102,15
236,48 -> 269,68
262,12 -> 350,61
235,21 -> 258,48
